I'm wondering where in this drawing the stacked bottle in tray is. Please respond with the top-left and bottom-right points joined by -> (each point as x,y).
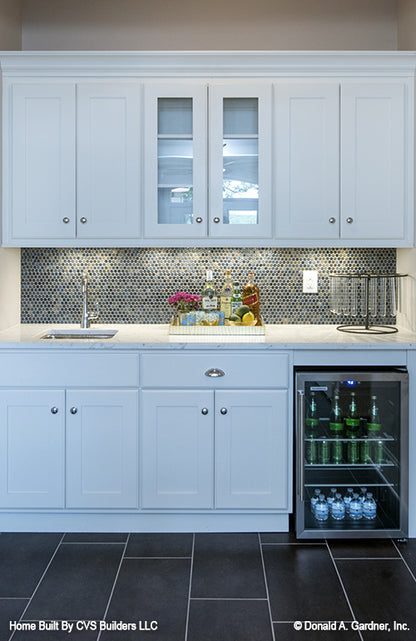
311,487 -> 377,522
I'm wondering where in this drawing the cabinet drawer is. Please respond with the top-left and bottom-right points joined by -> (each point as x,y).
141,352 -> 289,388
0,352 -> 139,387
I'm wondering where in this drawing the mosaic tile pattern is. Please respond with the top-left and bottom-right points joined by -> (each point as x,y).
21,247 -> 396,325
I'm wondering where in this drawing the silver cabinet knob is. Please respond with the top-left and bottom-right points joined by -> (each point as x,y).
201,408 -> 209,415
213,217 -> 220,224
70,407 -> 78,415
205,368 -> 225,378
346,217 -> 353,224
328,217 -> 336,224
195,217 -> 203,224
220,407 -> 228,415
51,407 -> 59,414
80,217 -> 87,224
62,217 -> 70,224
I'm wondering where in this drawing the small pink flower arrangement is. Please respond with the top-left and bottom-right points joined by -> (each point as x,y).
168,291 -> 201,313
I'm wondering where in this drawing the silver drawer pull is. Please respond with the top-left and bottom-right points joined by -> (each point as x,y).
62,217 -> 70,224
70,407 -> 78,415
195,217 -> 203,224
205,368 -> 225,378
328,217 -> 336,224
220,407 -> 228,415
80,217 -> 87,224
201,408 -> 209,415
213,217 -> 221,224
346,217 -> 354,224
51,407 -> 59,414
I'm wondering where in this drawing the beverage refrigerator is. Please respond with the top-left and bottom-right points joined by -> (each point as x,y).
295,368 -> 408,539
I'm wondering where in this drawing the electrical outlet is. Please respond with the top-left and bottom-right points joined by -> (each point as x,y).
303,270 -> 318,294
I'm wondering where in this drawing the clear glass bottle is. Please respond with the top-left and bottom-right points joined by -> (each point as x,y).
311,488 -> 321,515
327,487 -> 337,506
343,488 -> 354,515
330,393 -> 344,464
367,395 -> 381,435
346,391 -> 360,464
349,492 -> 363,520
305,391 -> 319,464
242,271 -> 260,324
231,282 -> 243,315
201,270 -> 218,312
331,493 -> 346,520
220,269 -> 233,320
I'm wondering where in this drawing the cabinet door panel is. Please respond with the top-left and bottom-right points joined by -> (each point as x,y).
66,390 -> 138,508
141,390 -> 214,508
341,83 -> 407,241
143,84 -> 207,238
9,84 -> 76,240
209,84 -> 272,238
215,390 -> 289,509
0,390 -> 65,508
77,83 -> 141,238
275,83 -> 339,240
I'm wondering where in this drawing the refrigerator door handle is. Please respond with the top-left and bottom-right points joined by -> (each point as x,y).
297,390 -> 305,501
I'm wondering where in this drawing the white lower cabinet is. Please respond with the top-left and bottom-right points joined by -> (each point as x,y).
141,388 -> 289,510
0,390 -> 65,508
66,390 -> 138,509
0,388 -> 138,510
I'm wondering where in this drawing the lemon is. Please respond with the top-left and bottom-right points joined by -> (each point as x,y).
242,312 -> 255,324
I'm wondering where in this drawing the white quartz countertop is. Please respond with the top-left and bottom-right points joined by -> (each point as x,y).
0,323 -> 415,350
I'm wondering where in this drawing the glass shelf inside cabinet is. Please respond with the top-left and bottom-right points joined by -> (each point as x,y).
157,98 -> 195,225
222,98 -> 259,225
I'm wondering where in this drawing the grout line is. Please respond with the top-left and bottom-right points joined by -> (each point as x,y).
124,556 -> 192,561
261,542 -> 325,546
258,532 -> 276,641
325,540 -> 364,641
184,533 -> 195,641
190,597 -> 268,601
9,533 -> 66,641
61,541 -> 127,546
392,540 -> 416,584
332,556 -> 402,561
96,533 -> 131,641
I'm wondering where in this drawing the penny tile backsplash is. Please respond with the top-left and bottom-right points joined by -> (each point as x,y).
21,247 -> 396,325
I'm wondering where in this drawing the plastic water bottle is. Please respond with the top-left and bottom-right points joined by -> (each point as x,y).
311,488 -> 321,515
362,492 -> 377,520
359,487 -> 368,503
349,492 -> 363,520
343,488 -> 354,515
331,493 -> 346,520
315,494 -> 329,521
327,488 -> 337,507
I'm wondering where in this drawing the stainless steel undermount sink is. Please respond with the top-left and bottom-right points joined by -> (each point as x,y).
41,329 -> 118,340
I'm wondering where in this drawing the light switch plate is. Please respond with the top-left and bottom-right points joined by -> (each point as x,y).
303,270 -> 318,294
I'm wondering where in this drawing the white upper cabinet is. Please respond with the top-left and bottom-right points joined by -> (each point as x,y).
275,83 -> 340,240
209,84 -> 272,239
341,83 -> 410,243
77,83 -> 141,239
143,82 -> 272,240
143,83 -> 208,238
6,83 -> 76,241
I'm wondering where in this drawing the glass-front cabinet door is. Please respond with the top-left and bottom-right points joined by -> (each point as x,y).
209,84 -> 272,238
144,83 -> 207,238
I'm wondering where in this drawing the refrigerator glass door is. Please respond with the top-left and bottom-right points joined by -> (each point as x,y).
295,370 -> 408,539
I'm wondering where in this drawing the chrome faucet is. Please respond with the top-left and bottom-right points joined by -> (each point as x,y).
80,272 -> 99,329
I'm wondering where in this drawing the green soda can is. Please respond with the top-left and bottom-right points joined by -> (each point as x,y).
348,437 -> 360,464
361,436 -> 371,464
320,440 -> 330,464
332,439 -> 343,464
374,440 -> 383,464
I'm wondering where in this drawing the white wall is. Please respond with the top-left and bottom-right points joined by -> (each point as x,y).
0,0 -> 21,329
22,0 -> 398,51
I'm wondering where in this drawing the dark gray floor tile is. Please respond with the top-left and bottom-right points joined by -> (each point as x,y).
263,544 -> 351,621
0,599 -> 28,641
395,538 -> 416,577
21,543 -> 123,621
188,599 -> 273,641
336,559 -> 416,640
261,532 -> 324,544
101,558 -> 191,641
125,533 -> 193,557
192,533 -> 266,599
0,533 -> 62,598
12,622 -> 99,641
63,533 -> 128,543
329,539 -> 400,559
273,622 -> 361,640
